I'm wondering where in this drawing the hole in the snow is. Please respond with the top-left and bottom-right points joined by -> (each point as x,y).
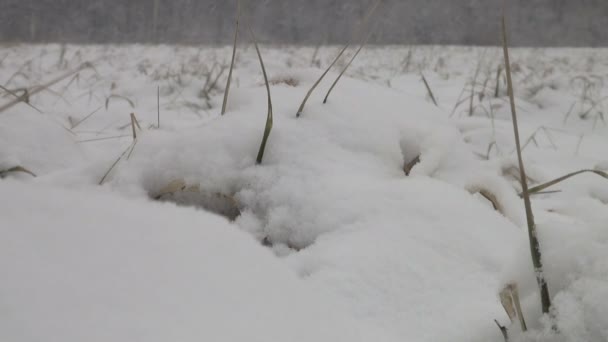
261,236 -> 304,253
152,179 -> 241,221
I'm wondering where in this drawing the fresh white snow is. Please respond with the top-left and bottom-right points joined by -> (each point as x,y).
1,44 -> 607,342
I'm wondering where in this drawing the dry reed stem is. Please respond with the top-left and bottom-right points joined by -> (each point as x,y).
247,24 -> 273,165
0,62 -> 93,114
420,73 -> 438,106
0,166 -> 36,178
323,27 -> 375,104
502,13 -> 552,315
296,0 -> 382,117
526,169 -> 608,195
221,0 -> 241,115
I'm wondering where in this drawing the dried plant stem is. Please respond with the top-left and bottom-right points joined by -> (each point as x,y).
296,44 -> 350,117
105,94 -> 135,110
221,0 -> 241,115
494,320 -> 509,342
0,85 -> 42,113
403,155 -> 421,176
71,106 -> 103,129
420,73 -> 438,106
77,135 -> 131,143
99,142 -> 134,185
449,83 -> 468,117
157,86 -> 160,128
495,64 -> 503,98
296,0 -> 382,117
502,14 -> 552,315
0,62 -> 93,114
99,113 -> 141,185
499,283 -> 527,332
0,166 -> 36,178
527,169 -> 608,195
248,24 -> 273,165
469,55 -> 485,116
130,113 -> 141,139
323,28 -> 374,104
310,44 -> 320,67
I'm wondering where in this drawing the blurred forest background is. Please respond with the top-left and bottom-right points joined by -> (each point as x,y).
1,0 -> 606,46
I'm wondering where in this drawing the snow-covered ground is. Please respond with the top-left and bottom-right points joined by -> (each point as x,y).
1,44 -> 607,342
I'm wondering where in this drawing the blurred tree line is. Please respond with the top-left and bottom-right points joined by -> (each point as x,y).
0,0 -> 606,46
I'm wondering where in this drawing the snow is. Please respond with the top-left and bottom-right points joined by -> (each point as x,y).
0,180 -> 398,342
1,44 -> 607,342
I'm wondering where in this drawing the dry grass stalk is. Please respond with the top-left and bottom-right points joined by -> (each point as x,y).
449,83 -> 469,117
222,0 -> 241,115
495,64 -> 503,98
129,113 -> 142,139
477,189 -> 503,213
200,64 -> 227,101
0,166 -> 36,178
469,51 -> 487,116
296,45 -> 349,117
57,73 -> 80,98
98,143 -> 133,185
296,0 -> 382,117
499,286 -> 517,324
247,24 -> 273,165
126,113 -> 141,160
420,72 -> 438,106
401,48 -> 414,73
77,135 -> 131,143
526,169 -> 608,195
105,94 -> 135,110
494,320 -> 509,342
310,44 -> 321,67
0,62 -> 94,114
99,113 -> 141,185
486,141 -> 498,159
403,155 -> 420,176
323,27 -> 375,104
0,85 -> 42,113
70,106 -> 103,129
502,14 -> 552,315
500,283 -> 527,331
157,85 -> 160,128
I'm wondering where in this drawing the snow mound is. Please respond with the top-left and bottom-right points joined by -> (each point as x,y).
0,180 -> 397,342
